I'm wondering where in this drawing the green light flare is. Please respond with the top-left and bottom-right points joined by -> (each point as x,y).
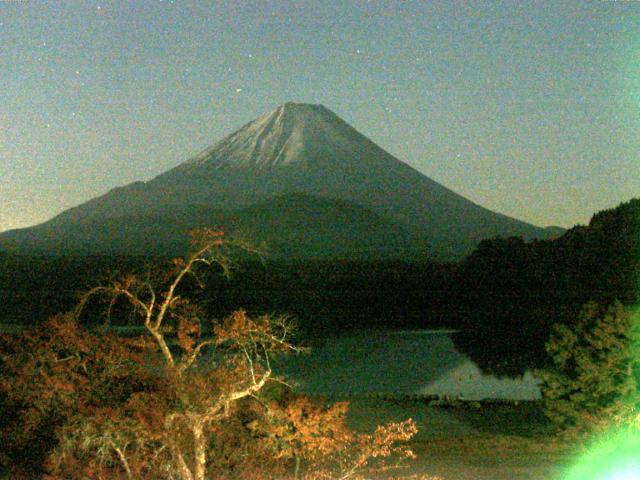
562,308 -> 640,480
562,428 -> 640,480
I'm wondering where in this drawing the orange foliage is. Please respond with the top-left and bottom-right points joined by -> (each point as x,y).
264,394 -> 422,479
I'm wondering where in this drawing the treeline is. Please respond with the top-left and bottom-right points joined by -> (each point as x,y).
0,253 -> 465,337
0,254 -> 153,325
453,198 -> 640,374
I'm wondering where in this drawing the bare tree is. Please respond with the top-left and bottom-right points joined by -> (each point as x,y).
74,229 -> 300,480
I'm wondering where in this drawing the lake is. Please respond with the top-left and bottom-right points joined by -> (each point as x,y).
0,324 -> 541,401
276,329 -> 541,401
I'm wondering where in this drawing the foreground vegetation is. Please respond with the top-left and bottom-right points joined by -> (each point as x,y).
538,300 -> 640,433
0,230 -> 437,479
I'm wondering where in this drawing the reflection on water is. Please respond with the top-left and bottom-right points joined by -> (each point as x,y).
277,330 -> 541,400
0,324 -> 542,400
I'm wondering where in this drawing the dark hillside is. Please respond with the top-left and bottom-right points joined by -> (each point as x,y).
0,193 -> 429,260
2,199 -> 635,376
454,198 -> 640,375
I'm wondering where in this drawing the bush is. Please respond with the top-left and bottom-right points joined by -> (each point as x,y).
537,300 -> 640,433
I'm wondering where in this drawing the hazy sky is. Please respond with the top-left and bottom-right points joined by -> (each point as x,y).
1,0 -> 639,232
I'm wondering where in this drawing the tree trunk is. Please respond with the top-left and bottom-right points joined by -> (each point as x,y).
174,449 -> 194,480
113,445 -> 133,480
193,421 -> 207,480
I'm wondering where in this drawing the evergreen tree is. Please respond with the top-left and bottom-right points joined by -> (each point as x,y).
537,300 -> 640,432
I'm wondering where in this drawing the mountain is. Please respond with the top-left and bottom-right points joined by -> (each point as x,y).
0,193 -> 425,259
0,102 -> 554,258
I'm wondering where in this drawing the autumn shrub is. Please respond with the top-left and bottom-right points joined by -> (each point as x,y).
0,313 -> 157,478
266,394 -> 420,480
0,230 -> 430,480
537,300 -> 640,433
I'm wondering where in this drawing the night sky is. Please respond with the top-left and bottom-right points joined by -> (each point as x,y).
1,1 -> 638,233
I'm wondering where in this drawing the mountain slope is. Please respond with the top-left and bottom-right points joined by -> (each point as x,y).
1,102 -> 553,258
0,193 -> 427,259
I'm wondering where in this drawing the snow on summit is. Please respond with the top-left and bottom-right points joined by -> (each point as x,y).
180,102 -> 379,171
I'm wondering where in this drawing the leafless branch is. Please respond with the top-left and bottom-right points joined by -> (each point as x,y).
178,338 -> 217,373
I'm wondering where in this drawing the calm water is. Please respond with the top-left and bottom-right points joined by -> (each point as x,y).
0,324 -> 541,400
276,330 -> 541,401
